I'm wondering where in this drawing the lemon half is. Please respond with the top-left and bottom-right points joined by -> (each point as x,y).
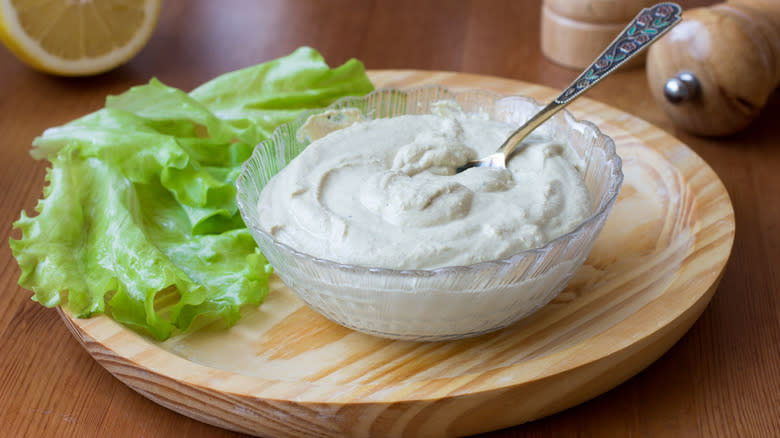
0,0 -> 160,76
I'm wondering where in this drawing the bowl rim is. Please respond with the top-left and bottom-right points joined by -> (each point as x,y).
236,84 -> 624,276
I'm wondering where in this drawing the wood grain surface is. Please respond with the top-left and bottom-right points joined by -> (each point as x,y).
56,70 -> 735,438
1,1 -> 778,438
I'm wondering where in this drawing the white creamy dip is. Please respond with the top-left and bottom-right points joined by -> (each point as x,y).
256,106 -> 592,269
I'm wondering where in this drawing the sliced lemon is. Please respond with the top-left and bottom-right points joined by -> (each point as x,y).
0,0 -> 160,76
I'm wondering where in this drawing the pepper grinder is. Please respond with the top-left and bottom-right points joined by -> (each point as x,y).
646,0 -> 780,136
541,0 -> 660,69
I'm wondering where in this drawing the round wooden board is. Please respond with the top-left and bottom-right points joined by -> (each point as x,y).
58,70 -> 735,438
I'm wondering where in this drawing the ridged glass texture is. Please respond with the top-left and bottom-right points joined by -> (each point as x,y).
236,86 -> 623,341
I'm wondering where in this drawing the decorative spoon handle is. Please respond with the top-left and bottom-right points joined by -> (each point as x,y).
496,3 -> 682,158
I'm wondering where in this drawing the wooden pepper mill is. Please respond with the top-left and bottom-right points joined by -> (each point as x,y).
646,0 -> 780,136
541,0 -> 659,69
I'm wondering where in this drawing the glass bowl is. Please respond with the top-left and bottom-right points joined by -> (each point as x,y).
236,86 -> 623,341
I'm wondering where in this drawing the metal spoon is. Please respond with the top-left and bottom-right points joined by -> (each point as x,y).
456,2 -> 682,173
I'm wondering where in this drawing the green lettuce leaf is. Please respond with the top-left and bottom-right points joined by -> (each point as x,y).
10,47 -> 374,340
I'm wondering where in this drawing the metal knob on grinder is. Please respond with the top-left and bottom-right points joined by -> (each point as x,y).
646,0 -> 780,136
663,71 -> 700,103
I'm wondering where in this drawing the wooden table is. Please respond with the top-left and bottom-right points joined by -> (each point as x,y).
1,1 -> 777,437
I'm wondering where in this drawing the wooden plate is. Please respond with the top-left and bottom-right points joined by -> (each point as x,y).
58,71 -> 735,438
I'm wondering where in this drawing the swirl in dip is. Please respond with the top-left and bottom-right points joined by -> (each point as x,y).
256,103 -> 592,269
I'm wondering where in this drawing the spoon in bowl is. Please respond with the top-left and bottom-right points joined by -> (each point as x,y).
456,2 -> 682,173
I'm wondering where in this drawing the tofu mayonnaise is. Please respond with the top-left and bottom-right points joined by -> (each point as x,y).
256,104 -> 592,269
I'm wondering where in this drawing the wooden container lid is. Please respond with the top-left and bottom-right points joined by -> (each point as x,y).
541,0 -> 658,69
